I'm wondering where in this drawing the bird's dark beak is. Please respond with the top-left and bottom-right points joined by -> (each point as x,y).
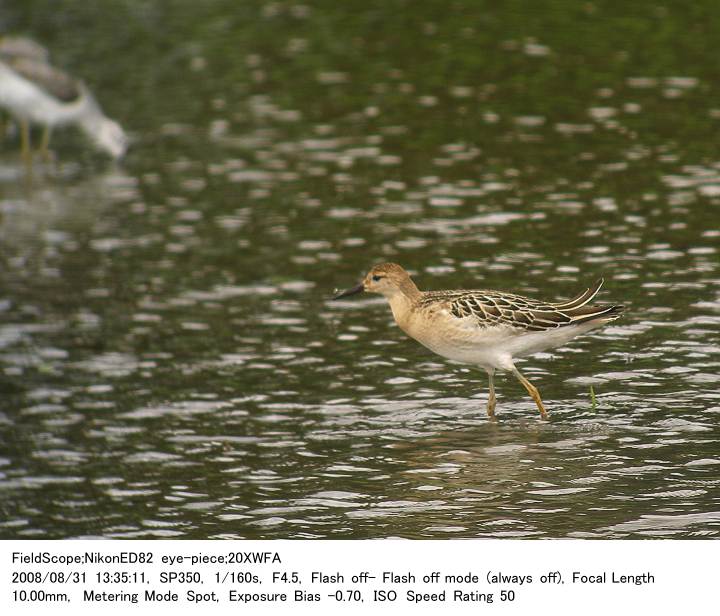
333,282 -> 365,300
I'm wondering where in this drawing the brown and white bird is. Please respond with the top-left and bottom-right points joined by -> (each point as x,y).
334,263 -> 624,419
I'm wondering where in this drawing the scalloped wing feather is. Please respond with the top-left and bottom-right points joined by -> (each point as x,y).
421,284 -> 623,332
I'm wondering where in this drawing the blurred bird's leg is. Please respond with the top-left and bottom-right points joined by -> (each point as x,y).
20,119 -> 33,173
38,126 -> 52,162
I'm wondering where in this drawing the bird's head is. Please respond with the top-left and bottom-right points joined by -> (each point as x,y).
333,263 -> 416,301
94,118 -> 128,159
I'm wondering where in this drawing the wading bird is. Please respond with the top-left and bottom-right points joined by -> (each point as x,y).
334,263 -> 624,419
0,36 -> 127,166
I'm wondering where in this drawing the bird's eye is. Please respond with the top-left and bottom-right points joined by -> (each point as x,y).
372,275 -> 384,282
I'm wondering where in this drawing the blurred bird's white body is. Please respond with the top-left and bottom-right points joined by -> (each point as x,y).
0,61 -> 87,125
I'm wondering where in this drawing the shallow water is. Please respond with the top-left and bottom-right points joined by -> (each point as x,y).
1,1 -> 719,539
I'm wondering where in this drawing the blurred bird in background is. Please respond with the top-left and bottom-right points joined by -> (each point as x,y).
0,35 -> 127,169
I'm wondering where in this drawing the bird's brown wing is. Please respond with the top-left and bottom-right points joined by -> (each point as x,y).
422,282 -> 623,332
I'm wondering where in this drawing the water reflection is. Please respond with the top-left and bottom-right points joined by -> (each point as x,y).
1,1 -> 720,540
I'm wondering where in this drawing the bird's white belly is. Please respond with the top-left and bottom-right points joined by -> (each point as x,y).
406,314 -> 599,371
0,65 -> 36,112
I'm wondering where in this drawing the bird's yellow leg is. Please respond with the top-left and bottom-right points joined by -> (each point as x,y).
512,367 -> 549,419
486,370 -> 497,420
38,125 -> 52,162
20,119 -> 32,172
